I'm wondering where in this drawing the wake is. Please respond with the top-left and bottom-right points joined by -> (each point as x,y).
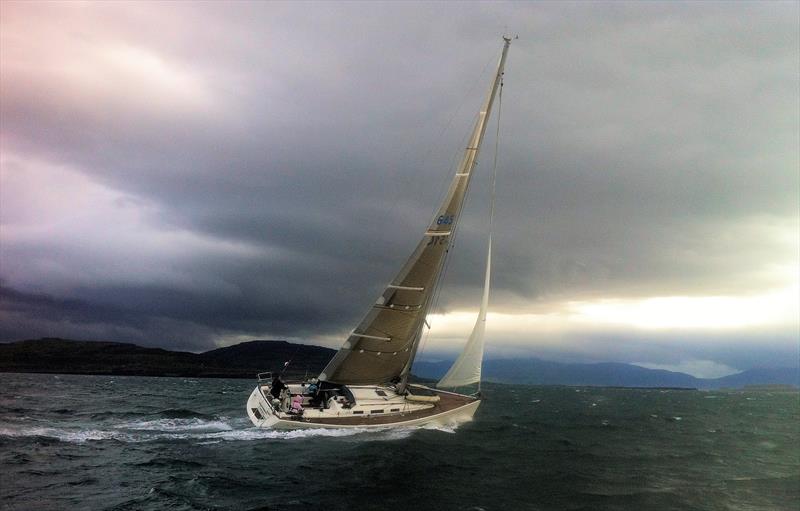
0,416 -> 461,444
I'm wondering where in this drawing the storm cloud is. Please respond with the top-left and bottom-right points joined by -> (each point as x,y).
1,1 -> 797,374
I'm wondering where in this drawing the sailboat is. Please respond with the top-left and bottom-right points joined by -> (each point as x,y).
247,37 -> 512,429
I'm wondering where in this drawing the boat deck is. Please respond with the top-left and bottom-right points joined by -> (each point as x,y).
288,388 -> 477,426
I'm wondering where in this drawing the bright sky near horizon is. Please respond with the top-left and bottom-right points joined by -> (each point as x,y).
1,1 -> 797,378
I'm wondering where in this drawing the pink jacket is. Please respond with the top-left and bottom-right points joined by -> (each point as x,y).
291,395 -> 303,411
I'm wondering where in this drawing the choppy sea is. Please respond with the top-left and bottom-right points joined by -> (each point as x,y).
1,373 -> 797,510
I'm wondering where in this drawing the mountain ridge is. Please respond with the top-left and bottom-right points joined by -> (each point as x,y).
0,338 -> 796,389
412,358 -> 799,390
0,338 -> 334,379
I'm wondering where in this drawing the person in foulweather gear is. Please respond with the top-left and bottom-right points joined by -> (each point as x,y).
291,394 -> 304,414
280,388 -> 291,412
307,378 -> 319,396
270,376 -> 287,399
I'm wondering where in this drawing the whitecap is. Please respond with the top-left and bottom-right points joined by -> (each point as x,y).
370,428 -> 417,441
427,418 -> 467,432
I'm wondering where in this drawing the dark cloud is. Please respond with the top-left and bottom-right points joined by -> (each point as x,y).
1,1 -> 797,367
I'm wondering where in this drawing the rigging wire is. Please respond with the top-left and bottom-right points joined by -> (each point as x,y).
424,52 -> 500,236
384,51 -> 499,238
416,73 -> 505,367
489,78 -> 502,240
280,343 -> 304,377
334,52 -> 498,363
477,76 -> 502,395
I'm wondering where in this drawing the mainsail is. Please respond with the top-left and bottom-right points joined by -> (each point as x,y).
319,37 -> 512,386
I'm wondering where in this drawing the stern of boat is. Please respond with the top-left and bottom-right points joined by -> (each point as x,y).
246,385 -> 280,428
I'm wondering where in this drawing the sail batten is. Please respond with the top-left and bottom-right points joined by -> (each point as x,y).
319,38 -> 512,385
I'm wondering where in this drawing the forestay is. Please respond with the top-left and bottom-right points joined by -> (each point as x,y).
319,38 -> 513,386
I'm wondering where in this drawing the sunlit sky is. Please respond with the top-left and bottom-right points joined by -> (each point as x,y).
1,1 -> 797,378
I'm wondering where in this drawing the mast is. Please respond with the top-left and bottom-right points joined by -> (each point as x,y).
436,50 -> 504,393
437,113 -> 499,391
319,37 -> 513,389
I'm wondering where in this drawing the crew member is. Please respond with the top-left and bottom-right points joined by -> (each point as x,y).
270,375 -> 287,400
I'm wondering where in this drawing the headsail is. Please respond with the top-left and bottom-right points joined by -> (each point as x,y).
437,236 -> 491,389
319,37 -> 513,386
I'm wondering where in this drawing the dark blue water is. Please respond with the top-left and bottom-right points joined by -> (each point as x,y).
1,373 -> 798,510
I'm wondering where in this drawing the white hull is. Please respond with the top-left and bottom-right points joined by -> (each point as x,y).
241,39 -> 512,433
246,384 -> 480,430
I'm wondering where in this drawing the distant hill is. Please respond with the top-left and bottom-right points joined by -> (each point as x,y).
0,338 -> 334,379
0,338 -> 797,389
412,358 -> 799,390
201,340 -> 335,377
710,367 -> 800,389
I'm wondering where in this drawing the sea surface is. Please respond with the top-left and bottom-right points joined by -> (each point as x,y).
1,373 -> 798,511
